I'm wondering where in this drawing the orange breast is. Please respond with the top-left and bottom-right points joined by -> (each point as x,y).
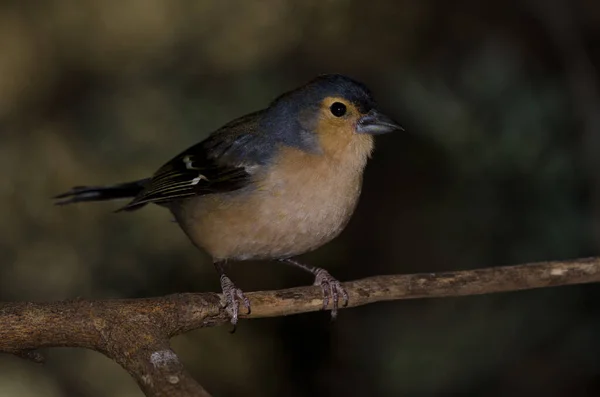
172,134 -> 374,261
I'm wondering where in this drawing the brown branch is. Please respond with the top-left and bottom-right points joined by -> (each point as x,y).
1,256 -> 600,396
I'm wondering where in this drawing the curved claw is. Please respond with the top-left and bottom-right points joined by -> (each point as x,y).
237,289 -> 252,315
313,269 -> 349,320
219,275 -> 251,328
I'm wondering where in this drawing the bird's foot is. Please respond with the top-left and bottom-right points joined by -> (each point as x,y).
219,274 -> 251,329
313,268 -> 349,320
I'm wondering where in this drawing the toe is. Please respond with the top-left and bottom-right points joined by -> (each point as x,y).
330,307 -> 338,321
320,283 -> 330,310
229,300 -> 239,326
331,284 -> 339,312
236,289 -> 252,315
339,284 -> 349,307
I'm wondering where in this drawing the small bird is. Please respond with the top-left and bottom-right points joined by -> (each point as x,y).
55,74 -> 401,326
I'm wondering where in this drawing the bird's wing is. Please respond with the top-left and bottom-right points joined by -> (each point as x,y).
119,111 -> 272,211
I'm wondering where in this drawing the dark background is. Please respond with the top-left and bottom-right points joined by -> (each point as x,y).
1,0 -> 600,396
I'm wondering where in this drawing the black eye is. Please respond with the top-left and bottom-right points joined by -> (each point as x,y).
330,102 -> 347,117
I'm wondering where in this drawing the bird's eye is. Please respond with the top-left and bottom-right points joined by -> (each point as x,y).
330,102 -> 347,117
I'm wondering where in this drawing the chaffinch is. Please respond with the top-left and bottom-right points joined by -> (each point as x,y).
55,74 -> 402,326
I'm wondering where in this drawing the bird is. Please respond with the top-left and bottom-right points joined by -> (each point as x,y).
54,74 -> 402,326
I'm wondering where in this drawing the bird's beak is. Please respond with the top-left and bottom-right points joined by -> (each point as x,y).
356,109 -> 403,135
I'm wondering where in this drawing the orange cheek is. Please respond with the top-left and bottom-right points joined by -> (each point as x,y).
315,115 -> 361,156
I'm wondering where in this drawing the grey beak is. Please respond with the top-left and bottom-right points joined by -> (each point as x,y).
356,109 -> 403,135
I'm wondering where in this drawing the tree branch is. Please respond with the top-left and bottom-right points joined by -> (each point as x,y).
1,256 -> 600,396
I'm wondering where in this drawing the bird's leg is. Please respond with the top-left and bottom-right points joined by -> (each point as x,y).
279,258 -> 349,320
214,261 -> 251,328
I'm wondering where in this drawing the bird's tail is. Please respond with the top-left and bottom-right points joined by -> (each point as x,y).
54,178 -> 150,210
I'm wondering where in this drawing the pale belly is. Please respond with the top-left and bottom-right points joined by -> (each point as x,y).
171,172 -> 363,261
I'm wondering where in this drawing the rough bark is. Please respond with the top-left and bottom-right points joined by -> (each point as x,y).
2,256 -> 599,396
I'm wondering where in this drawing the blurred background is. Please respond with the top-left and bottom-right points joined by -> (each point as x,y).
1,0 -> 600,396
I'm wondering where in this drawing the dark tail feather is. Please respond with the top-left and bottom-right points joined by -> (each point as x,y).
54,179 -> 150,210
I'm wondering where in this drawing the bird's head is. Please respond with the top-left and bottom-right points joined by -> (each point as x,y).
264,74 -> 402,157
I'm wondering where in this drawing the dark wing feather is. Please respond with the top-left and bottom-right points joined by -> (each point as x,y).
119,110 -> 273,211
